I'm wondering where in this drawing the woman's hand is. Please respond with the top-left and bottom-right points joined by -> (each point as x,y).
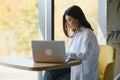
66,53 -> 78,62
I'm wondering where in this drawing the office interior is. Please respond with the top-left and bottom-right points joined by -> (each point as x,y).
0,0 -> 120,80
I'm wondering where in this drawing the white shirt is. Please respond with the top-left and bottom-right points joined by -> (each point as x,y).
66,27 -> 99,80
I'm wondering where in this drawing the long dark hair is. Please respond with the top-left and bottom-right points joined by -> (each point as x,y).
63,5 -> 93,37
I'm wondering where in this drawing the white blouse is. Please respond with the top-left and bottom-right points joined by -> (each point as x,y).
66,27 -> 99,80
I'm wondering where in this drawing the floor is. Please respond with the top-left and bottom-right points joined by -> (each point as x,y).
0,65 -> 42,80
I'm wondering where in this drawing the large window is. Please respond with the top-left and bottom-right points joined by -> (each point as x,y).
0,0 -> 39,59
0,0 -> 40,80
54,0 -> 98,47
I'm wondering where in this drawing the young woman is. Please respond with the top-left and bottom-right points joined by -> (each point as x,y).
42,5 -> 99,80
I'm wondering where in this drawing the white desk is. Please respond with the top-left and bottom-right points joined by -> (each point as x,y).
0,56 -> 81,71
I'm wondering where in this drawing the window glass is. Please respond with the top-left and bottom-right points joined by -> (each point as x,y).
54,0 -> 98,47
0,0 -> 39,59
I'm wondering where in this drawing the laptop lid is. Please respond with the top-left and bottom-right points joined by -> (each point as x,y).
31,40 -> 66,63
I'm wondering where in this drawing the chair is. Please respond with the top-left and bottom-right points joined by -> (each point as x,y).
98,45 -> 115,80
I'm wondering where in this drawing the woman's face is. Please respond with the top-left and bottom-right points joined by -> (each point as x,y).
65,15 -> 79,32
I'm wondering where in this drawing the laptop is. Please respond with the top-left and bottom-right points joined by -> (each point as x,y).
31,40 -> 67,63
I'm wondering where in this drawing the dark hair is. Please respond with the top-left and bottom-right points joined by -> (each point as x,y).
63,5 -> 93,37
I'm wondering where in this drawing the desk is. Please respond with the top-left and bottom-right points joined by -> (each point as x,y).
0,56 -> 81,71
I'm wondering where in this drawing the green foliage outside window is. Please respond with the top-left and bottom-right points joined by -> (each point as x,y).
0,0 -> 39,58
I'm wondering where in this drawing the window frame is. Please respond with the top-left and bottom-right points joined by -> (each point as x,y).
39,0 -> 54,41
38,0 -> 54,79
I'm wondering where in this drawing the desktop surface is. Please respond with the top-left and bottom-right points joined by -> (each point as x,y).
0,56 -> 81,71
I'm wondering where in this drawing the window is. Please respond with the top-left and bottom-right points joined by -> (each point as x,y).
0,0 -> 39,59
0,0 -> 40,80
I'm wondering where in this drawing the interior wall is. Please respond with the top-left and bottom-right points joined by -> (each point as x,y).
107,0 -> 120,32
107,0 -> 120,77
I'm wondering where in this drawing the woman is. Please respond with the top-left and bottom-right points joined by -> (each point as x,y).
42,5 -> 99,80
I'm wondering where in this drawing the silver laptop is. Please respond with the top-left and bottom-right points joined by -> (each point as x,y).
31,40 -> 66,63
